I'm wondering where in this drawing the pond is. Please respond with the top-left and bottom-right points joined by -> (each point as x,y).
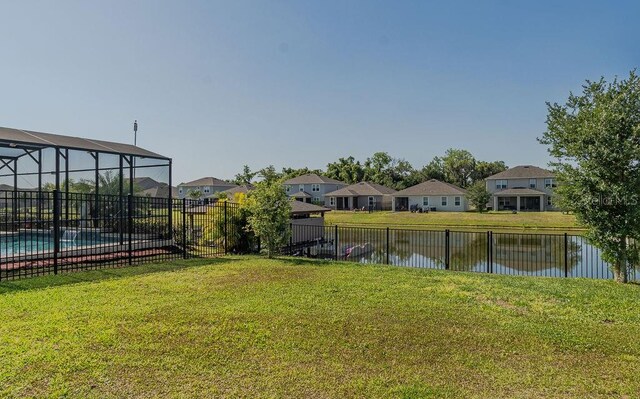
293,227 -> 631,280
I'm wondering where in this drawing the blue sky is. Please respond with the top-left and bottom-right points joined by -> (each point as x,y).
0,1 -> 638,184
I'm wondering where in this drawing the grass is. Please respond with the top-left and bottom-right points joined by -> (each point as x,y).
325,210 -> 583,233
1,256 -> 639,398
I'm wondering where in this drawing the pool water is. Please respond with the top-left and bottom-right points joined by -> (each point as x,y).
0,231 -> 119,257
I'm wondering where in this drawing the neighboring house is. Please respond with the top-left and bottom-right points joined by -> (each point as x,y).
392,179 -> 468,212
485,165 -> 557,211
177,177 -> 237,199
283,174 -> 346,204
324,181 -> 397,211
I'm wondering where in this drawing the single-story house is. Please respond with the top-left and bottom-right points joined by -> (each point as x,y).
485,165 -> 557,211
324,181 -> 396,211
392,179 -> 468,212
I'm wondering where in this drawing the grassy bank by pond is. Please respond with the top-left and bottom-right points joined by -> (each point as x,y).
1,256 -> 637,398
325,210 -> 584,233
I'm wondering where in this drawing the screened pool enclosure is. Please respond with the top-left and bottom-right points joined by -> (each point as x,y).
0,126 -> 176,278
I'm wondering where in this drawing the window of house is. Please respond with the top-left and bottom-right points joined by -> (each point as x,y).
285,185 -> 291,193
368,196 -> 375,208
496,180 -> 508,189
313,197 -> 320,203
441,197 -> 447,206
547,196 -> 552,206
455,196 -> 461,206
311,184 -> 320,192
299,184 -> 304,192
329,197 -> 335,206
529,179 -> 536,189
203,187 -> 210,194
544,178 -> 556,188
179,188 -> 183,194
422,197 -> 429,206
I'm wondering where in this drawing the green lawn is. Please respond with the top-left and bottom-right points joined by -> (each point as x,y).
1,257 -> 638,398
325,210 -> 583,233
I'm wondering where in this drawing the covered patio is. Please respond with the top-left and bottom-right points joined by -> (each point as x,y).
492,188 -> 546,211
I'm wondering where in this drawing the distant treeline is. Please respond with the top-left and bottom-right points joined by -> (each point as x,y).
232,149 -> 507,190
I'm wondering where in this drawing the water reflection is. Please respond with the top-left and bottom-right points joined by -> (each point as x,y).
305,228 -> 617,279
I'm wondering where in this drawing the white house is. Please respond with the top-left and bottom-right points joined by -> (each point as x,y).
392,179 -> 468,212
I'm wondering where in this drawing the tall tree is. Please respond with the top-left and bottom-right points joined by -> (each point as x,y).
257,165 -> 282,184
472,160 -> 508,183
325,156 -> 365,184
442,149 -> 476,188
233,165 -> 256,185
415,157 -> 447,182
280,167 -> 324,181
539,71 -> 640,283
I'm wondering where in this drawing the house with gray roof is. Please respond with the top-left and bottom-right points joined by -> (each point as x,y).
324,181 -> 397,211
392,179 -> 468,212
283,173 -> 346,204
177,177 -> 237,199
485,165 -> 557,211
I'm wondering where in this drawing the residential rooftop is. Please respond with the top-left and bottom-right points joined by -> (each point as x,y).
325,181 -> 397,197
393,179 -> 466,196
486,165 -> 554,180
179,177 -> 237,187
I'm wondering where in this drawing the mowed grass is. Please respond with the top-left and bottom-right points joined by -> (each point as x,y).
1,257 -> 639,398
325,210 -> 583,233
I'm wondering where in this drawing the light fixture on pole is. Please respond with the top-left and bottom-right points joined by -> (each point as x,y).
133,120 -> 138,146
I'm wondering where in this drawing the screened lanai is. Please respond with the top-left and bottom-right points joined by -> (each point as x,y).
0,127 -> 175,276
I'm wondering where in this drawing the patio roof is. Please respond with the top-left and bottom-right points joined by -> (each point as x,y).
494,188 -> 546,196
0,126 -> 169,160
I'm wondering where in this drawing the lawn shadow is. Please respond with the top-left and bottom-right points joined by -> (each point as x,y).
0,257 -> 238,295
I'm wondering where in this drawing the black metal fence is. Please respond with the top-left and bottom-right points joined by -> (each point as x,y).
288,224 -> 637,281
2,189 -> 635,282
0,190 -> 247,281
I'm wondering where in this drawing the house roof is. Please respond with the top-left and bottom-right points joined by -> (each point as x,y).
284,173 -> 345,185
141,185 -> 178,198
393,179 -> 466,196
493,188 -> 547,196
290,191 -> 312,198
179,177 -> 237,188
0,126 -> 168,160
290,199 -> 331,215
221,184 -> 254,195
486,165 -> 554,180
325,181 -> 397,197
129,177 -> 164,191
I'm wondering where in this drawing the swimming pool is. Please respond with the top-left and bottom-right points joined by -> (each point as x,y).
0,231 -> 119,257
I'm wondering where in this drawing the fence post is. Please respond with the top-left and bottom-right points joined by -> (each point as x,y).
52,189 -> 60,275
224,201 -> 228,255
182,199 -> 187,259
289,222 -> 293,255
386,227 -> 390,265
486,230 -> 491,274
444,229 -> 450,270
489,231 -> 493,273
127,194 -> 133,265
334,224 -> 339,261
564,233 -> 568,278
